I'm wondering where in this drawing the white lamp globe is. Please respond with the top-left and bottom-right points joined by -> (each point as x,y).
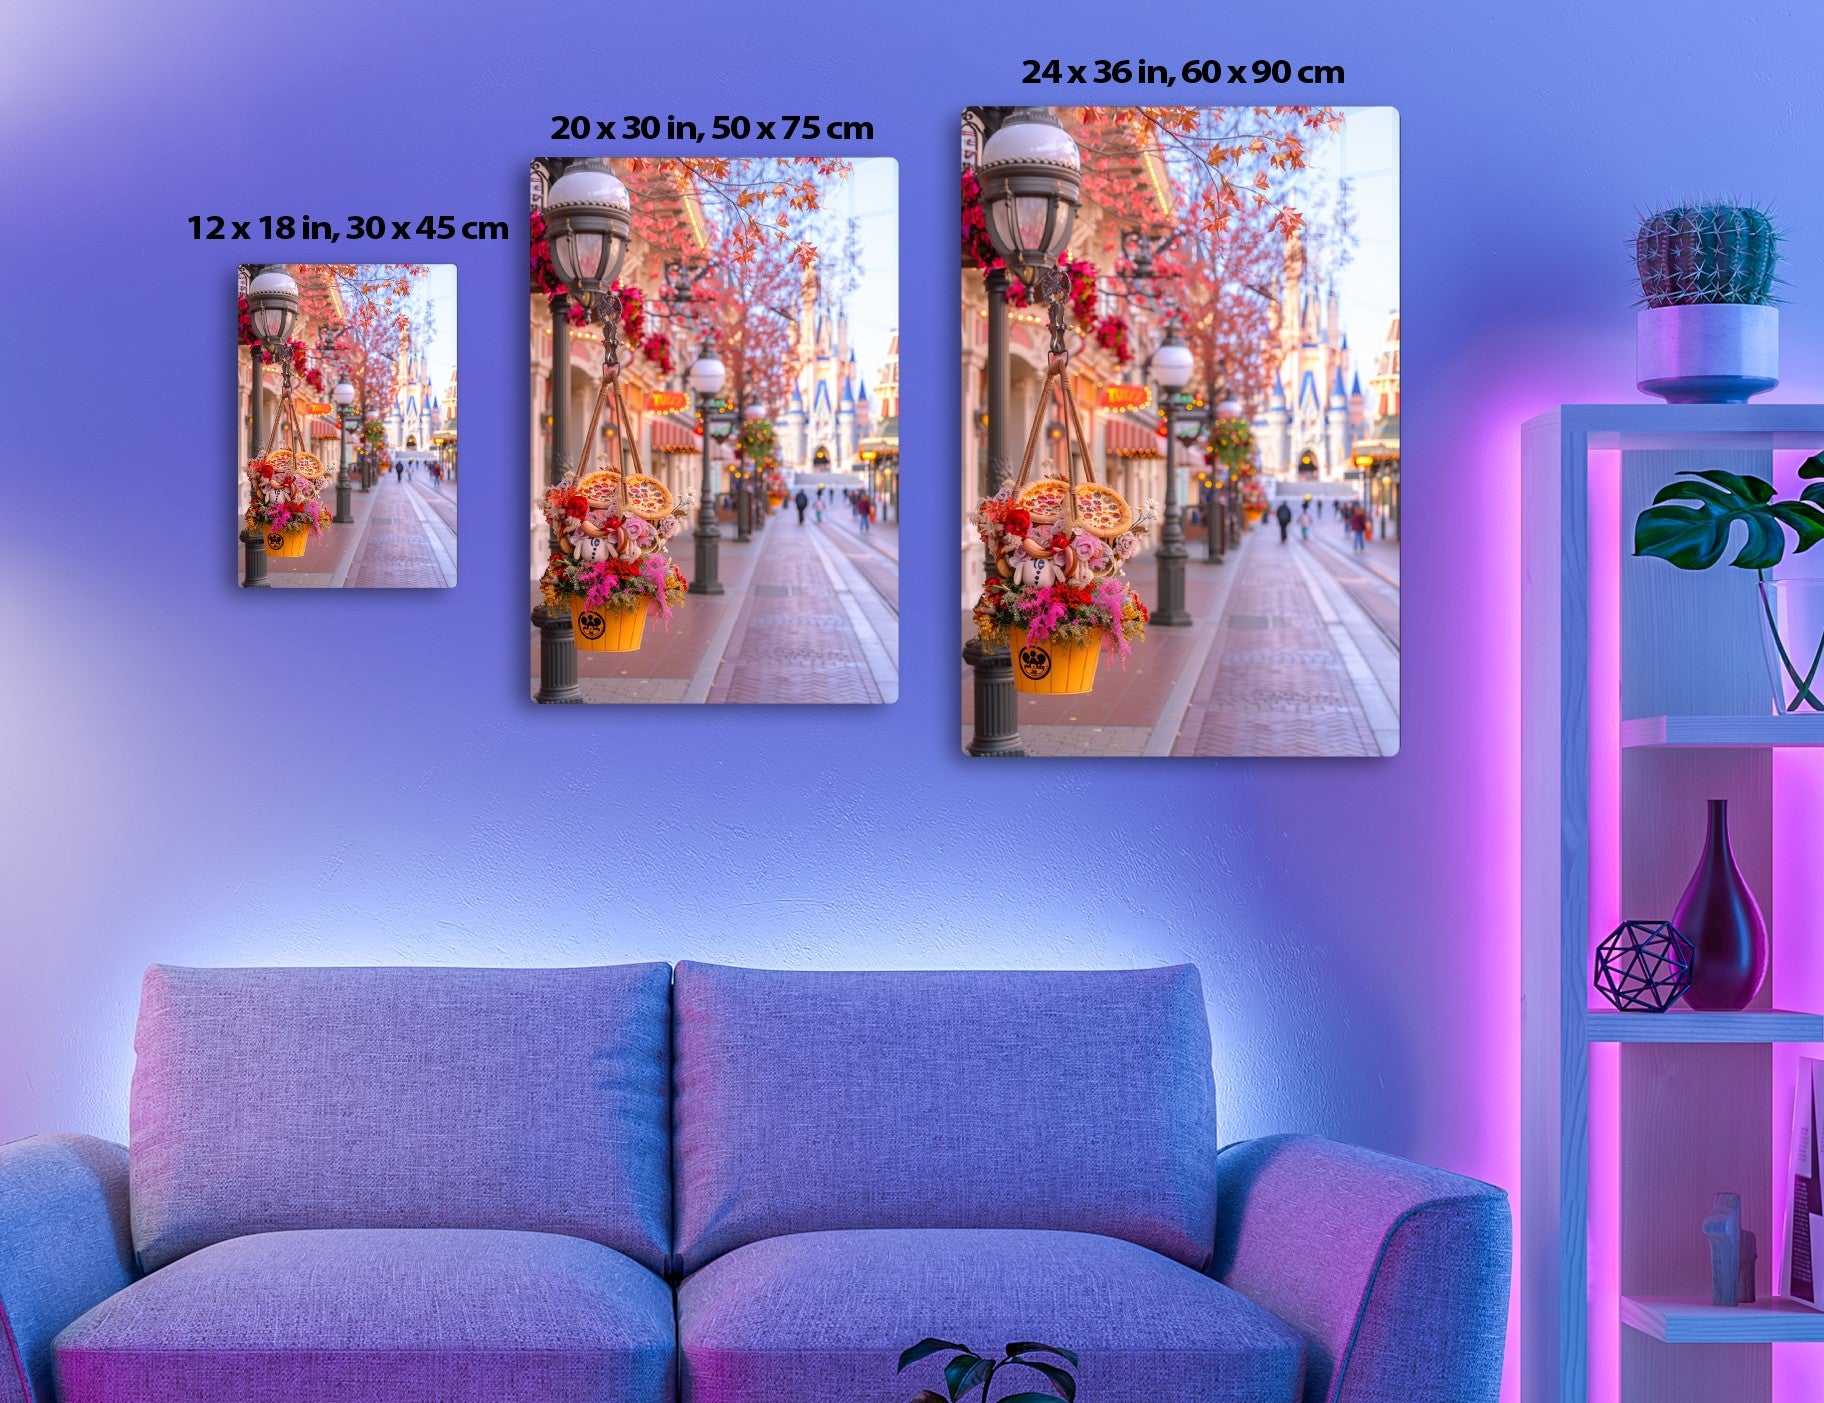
544,166 -> 632,295
332,377 -> 356,407
978,107 -> 1082,272
689,348 -> 727,397
1153,334 -> 1195,391
246,269 -> 300,345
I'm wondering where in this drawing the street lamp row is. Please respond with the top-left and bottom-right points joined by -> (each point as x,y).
241,268 -> 302,588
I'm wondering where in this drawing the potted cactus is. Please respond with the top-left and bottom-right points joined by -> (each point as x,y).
1635,203 -> 1781,404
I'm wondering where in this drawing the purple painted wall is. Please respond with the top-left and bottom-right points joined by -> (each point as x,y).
6,5 -> 1824,1398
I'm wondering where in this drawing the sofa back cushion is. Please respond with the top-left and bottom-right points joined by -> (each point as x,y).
671,962 -> 1218,1273
129,964 -> 672,1274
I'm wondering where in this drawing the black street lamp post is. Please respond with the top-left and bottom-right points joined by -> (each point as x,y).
1206,396 -> 1244,564
362,411 -> 379,491
241,266 -> 300,589
1148,322 -> 1195,626
965,105 -> 1081,757
534,159 -> 632,703
332,375 -> 356,523
1206,465 -> 1230,564
688,335 -> 728,595
736,396 -> 763,543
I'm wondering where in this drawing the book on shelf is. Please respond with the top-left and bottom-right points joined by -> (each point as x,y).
1783,1057 -> 1824,1310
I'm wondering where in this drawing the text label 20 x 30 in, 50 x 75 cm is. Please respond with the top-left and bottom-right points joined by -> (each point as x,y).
548,113 -> 875,142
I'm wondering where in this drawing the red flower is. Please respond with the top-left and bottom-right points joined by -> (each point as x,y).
1049,531 -> 1071,551
563,493 -> 588,519
603,515 -> 624,531
1004,507 -> 1033,536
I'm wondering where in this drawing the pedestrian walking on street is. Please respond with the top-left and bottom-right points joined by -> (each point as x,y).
1275,500 -> 1293,544
393,460 -> 403,483
1298,503 -> 1313,541
794,489 -> 809,524
858,494 -> 873,533
1351,504 -> 1368,554
814,497 -> 824,524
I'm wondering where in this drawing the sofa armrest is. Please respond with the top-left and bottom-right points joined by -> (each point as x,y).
1212,1134 -> 1510,1403
0,1135 -> 136,1403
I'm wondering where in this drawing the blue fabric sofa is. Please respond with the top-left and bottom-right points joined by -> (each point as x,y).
0,963 -> 1510,1403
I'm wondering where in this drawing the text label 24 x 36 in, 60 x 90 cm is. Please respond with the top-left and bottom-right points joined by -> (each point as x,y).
1020,58 -> 1346,86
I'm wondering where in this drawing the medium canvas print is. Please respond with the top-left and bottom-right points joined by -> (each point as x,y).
960,106 -> 1399,756
529,157 -> 899,704
237,263 -> 457,588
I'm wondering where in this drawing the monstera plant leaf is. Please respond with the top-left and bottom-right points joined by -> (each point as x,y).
1634,462 -> 1824,571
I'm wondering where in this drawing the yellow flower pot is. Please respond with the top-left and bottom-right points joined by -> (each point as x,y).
262,524 -> 310,558
569,598 -> 649,653
1010,626 -> 1102,696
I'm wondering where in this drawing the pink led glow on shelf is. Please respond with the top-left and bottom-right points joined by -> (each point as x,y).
1588,449 -> 1622,1403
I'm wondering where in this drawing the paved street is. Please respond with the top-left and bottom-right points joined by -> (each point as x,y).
531,500 -> 898,704
266,471 -> 457,589
961,516 -> 1399,757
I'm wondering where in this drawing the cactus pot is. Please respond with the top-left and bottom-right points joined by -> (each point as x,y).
1637,304 -> 1778,404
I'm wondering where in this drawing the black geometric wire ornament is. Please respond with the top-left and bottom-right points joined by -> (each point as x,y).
1594,920 -> 1695,1012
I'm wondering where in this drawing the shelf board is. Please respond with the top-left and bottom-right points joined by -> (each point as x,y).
1523,402 -> 1824,449
1587,1008 -> 1824,1043
1622,1294 -> 1824,1343
1621,714 -> 1824,748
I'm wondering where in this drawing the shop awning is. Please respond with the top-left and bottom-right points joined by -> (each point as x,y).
1105,416 -> 1163,460
308,419 -> 340,441
650,418 -> 698,454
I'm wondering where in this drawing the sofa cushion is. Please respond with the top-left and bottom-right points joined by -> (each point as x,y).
679,1227 -> 1304,1403
672,962 -> 1219,1272
54,1229 -> 675,1403
129,965 -> 672,1274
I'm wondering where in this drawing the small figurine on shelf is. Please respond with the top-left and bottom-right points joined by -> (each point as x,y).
1593,920 -> 1694,1013
1704,1191 -> 1758,1307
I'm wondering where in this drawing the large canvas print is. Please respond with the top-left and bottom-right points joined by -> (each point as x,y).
529,157 -> 899,704
960,106 -> 1398,756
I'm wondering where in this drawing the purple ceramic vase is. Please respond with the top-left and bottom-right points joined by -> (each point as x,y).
1675,798 -> 1769,1011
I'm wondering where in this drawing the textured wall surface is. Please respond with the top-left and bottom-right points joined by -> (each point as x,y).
6,6 -> 1824,1398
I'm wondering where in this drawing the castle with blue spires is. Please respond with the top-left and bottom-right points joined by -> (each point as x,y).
776,259 -> 871,480
1252,229 -> 1368,483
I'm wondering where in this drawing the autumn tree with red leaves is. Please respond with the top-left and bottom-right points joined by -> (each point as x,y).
326,265 -> 430,424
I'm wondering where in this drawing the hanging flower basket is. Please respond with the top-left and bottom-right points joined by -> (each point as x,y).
767,491 -> 785,509
245,463 -> 330,559
969,328 -> 1154,698
244,359 -> 329,560
537,353 -> 694,655
1010,625 -> 1103,695
264,524 -> 311,558
568,597 -> 651,653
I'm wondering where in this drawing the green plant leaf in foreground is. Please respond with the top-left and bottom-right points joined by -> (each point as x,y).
944,1354 -> 988,1400
1634,469 -> 1824,571
898,1340 -> 971,1372
1007,1343 -> 1080,1367
1004,1358 -> 1077,1400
